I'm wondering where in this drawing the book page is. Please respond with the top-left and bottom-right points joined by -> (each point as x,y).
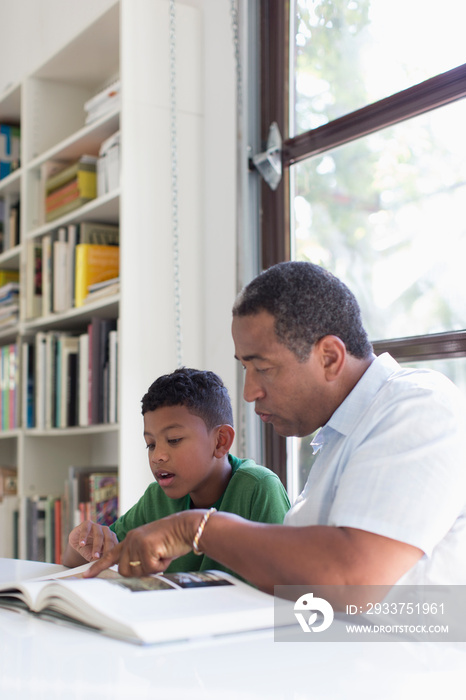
37,570 -> 275,643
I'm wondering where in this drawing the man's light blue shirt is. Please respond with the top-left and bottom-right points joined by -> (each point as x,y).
284,353 -> 466,585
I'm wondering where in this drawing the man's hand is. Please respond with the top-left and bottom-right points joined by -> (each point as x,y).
67,520 -> 118,562
83,511 -> 203,578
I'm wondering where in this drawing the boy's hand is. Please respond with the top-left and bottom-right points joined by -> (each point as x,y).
83,511 -> 202,578
68,520 -> 119,562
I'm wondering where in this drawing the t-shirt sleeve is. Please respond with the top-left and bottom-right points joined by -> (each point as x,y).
247,474 -> 291,524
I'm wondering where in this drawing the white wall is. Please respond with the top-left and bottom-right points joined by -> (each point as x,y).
0,0 -> 238,508
119,0 -> 237,507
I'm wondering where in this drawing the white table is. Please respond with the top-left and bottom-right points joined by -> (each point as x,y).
0,558 -> 465,700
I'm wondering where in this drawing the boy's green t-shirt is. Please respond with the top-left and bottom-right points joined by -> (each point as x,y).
109,454 -> 290,579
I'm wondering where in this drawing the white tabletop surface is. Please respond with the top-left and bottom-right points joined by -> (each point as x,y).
0,558 -> 465,700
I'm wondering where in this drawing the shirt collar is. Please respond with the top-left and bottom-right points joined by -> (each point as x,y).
312,353 -> 400,448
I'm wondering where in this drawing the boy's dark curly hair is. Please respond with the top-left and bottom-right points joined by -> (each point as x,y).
141,367 -> 233,429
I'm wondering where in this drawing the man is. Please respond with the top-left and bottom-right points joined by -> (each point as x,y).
86,262 -> 466,594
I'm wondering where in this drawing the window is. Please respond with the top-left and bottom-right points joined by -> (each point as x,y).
258,0 -> 466,498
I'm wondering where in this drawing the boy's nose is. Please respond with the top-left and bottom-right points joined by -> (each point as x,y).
151,447 -> 168,463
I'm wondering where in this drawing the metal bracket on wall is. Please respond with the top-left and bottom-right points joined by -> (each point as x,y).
251,122 -> 282,190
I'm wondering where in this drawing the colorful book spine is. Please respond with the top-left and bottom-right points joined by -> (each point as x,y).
74,244 -> 119,308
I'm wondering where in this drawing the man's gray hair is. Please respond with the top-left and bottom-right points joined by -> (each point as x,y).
233,261 -> 373,362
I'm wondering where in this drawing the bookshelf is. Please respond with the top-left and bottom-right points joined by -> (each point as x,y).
0,3 -> 122,560
0,0 -> 208,561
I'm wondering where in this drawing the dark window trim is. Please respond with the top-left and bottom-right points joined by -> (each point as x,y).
373,330 -> 466,363
283,63 -> 466,165
259,0 -> 290,484
258,6 -> 466,486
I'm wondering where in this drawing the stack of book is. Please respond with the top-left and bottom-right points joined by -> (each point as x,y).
0,270 -> 19,329
83,276 -> 120,304
45,155 -> 97,222
0,123 -> 20,180
84,79 -> 120,124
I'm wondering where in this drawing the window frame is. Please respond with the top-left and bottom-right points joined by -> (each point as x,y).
258,1 -> 466,486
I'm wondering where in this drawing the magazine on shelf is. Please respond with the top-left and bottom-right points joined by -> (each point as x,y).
0,562 -> 281,645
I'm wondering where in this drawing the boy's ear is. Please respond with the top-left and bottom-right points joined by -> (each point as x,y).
213,424 -> 235,457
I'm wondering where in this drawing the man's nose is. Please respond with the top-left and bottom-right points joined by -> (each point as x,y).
243,370 -> 265,403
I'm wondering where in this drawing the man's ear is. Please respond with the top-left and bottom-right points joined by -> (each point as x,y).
315,335 -> 346,381
213,424 -> 235,457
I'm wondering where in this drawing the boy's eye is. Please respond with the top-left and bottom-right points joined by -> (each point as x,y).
168,438 -> 182,445
145,443 -> 155,451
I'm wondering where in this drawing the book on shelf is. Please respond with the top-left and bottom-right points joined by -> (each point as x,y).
0,466 -> 17,502
78,332 -> 89,427
78,221 -> 119,246
0,563 -> 281,645
66,223 -> 78,310
64,465 -> 118,535
26,495 -> 62,564
41,232 -> 53,315
0,491 -> 18,558
108,328 -> 118,424
75,244 -> 119,308
0,343 -> 19,430
44,331 -> 58,430
0,269 -> 19,286
8,200 -> 20,248
88,472 -> 118,525
55,335 -> 79,428
0,280 -> 20,330
0,274 -> 20,320
45,156 -> 97,223
97,130 -> 120,196
21,341 -> 35,428
52,227 -> 68,313
0,200 -> 20,252
89,317 -> 117,424
25,239 -> 43,319
34,331 -> 47,429
0,200 -> 4,251
84,79 -> 121,124
0,124 -> 20,180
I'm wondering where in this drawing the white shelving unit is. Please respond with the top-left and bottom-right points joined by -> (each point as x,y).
0,4 -> 121,559
0,0 -> 208,560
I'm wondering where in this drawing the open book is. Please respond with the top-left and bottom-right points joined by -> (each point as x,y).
0,562 -> 279,644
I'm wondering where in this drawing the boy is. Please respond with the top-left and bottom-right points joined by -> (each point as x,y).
62,367 -> 290,578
